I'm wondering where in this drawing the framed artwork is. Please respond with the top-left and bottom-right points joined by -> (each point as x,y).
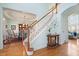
11,25 -> 16,30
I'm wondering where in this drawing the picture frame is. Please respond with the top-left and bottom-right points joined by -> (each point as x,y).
11,25 -> 16,30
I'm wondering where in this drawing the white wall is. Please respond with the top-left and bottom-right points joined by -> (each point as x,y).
61,15 -> 68,43
58,4 -> 77,14
0,5 -> 3,49
31,13 -> 56,50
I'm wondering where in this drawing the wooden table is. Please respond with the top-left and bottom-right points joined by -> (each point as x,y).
47,34 -> 59,47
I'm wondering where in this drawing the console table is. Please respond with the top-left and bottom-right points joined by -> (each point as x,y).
47,34 -> 59,47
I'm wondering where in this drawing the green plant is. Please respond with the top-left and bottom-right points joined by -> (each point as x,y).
48,28 -> 52,32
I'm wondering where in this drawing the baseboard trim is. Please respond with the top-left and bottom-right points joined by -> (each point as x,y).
34,44 -> 47,51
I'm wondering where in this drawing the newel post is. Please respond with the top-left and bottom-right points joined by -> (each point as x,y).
27,25 -> 30,50
26,24 -> 33,56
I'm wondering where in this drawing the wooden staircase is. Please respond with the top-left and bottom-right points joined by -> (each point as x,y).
22,3 -> 59,55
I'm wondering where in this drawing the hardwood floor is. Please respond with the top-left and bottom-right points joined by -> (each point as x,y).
0,39 -> 79,56
0,41 -> 25,56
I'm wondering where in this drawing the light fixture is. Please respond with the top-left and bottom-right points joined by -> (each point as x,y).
3,18 -> 6,21
23,24 -> 25,26
19,25 -> 21,27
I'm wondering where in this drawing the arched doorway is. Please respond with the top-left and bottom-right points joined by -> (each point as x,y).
61,4 -> 79,44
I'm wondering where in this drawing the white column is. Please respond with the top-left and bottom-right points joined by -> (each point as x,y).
0,6 -> 3,49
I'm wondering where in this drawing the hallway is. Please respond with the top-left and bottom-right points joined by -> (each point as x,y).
0,39 -> 79,56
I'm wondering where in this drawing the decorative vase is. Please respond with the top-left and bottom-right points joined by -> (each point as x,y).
26,48 -> 33,56
26,50 -> 33,56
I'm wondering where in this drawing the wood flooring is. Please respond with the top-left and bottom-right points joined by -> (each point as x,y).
0,39 -> 79,56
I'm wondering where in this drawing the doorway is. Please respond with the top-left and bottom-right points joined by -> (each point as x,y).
68,14 -> 79,40
61,4 -> 79,44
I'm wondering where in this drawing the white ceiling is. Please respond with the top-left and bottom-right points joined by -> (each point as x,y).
3,8 -> 37,24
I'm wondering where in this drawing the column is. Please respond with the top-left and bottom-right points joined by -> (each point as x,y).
0,6 -> 3,49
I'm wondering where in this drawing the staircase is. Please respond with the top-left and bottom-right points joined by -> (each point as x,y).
23,4 -> 58,52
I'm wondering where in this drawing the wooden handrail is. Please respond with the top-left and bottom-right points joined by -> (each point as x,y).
30,8 -> 54,27
29,4 -> 58,28
23,3 -> 59,52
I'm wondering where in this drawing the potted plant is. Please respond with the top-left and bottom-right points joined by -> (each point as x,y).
48,28 -> 52,35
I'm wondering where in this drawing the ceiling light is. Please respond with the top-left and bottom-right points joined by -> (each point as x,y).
3,18 -> 6,21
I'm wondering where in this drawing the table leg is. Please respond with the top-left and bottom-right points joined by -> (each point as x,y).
57,36 -> 59,45
55,36 -> 56,46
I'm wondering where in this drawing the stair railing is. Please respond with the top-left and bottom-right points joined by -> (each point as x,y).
29,3 -> 58,41
23,4 -> 58,51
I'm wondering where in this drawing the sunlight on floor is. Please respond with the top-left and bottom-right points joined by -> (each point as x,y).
68,39 -> 79,56
0,39 -> 79,56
